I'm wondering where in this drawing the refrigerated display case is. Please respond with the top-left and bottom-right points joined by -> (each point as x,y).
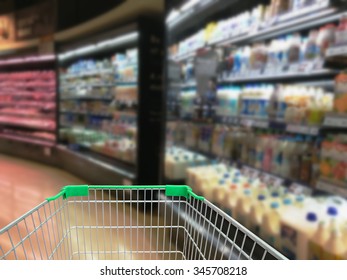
164,0 -> 347,260
0,54 -> 57,146
58,20 -> 164,184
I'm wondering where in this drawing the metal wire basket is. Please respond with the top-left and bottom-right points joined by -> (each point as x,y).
0,185 -> 286,260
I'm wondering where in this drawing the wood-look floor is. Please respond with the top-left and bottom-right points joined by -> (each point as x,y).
0,154 -> 181,260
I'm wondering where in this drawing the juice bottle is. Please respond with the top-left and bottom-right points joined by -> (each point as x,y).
262,134 -> 274,172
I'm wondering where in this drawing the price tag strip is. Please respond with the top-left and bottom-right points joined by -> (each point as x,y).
286,124 -> 320,135
324,114 -> 347,128
288,183 -> 313,196
326,45 -> 347,57
240,118 -> 269,129
241,165 -> 284,187
316,180 -> 347,198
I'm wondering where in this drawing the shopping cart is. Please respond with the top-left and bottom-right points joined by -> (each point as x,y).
0,185 -> 286,260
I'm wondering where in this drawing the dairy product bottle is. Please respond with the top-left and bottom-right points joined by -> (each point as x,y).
248,194 -> 267,235
308,221 -> 330,260
260,201 -> 281,250
234,189 -> 253,226
323,228 -> 346,259
224,182 -> 241,217
280,211 -> 318,260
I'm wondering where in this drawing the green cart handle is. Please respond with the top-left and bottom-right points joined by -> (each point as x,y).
47,185 -> 205,201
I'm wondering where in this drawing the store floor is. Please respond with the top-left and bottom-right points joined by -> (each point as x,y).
0,154 -> 178,260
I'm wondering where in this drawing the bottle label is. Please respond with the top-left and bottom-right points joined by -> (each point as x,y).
323,251 -> 345,260
308,241 -> 324,260
280,223 -> 298,260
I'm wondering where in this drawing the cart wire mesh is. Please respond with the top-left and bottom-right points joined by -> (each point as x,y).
0,185 -> 287,260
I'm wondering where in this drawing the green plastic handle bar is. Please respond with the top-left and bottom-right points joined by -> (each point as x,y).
46,185 -> 204,201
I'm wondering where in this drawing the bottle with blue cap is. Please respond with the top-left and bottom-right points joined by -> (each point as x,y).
214,178 -> 229,208
280,209 -> 319,260
260,201 -> 281,250
248,194 -> 268,235
234,189 -> 253,226
326,206 -> 339,230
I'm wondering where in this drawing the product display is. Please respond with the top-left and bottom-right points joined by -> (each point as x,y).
0,70 -> 56,142
170,0 -> 330,59
59,48 -> 138,163
166,0 -> 347,261
165,146 -> 209,180
187,163 -> 347,259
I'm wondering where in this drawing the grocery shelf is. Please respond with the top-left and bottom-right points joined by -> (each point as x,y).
219,68 -> 336,84
181,81 -> 197,88
325,44 -> 347,69
176,116 -> 322,136
61,68 -> 114,79
316,179 -> 347,198
171,144 -> 314,195
240,164 -> 313,196
0,112 -> 54,120
57,144 -> 136,181
216,6 -> 338,46
60,95 -> 113,101
0,133 -> 55,147
60,83 -> 115,89
60,110 -> 113,118
0,121 -> 56,132
323,113 -> 347,128
0,102 -> 55,109
72,142 -> 136,169
116,80 -> 137,85
172,2 -> 340,62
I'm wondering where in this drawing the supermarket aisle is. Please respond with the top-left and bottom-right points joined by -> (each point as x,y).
0,154 -> 86,229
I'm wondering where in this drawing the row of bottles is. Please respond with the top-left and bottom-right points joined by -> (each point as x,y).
186,163 -> 347,259
169,122 -> 320,186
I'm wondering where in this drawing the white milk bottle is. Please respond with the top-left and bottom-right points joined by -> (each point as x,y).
322,228 -> 346,259
224,182 -> 241,217
260,201 -> 281,250
248,194 -> 267,235
234,189 -> 253,226
307,221 -> 330,260
280,211 -> 319,260
215,178 -> 229,207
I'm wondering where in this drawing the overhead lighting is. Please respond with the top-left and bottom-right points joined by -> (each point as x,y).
166,9 -> 180,23
0,54 -> 55,65
96,32 -> 138,48
180,0 -> 199,11
74,45 -> 95,55
59,32 -> 139,61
